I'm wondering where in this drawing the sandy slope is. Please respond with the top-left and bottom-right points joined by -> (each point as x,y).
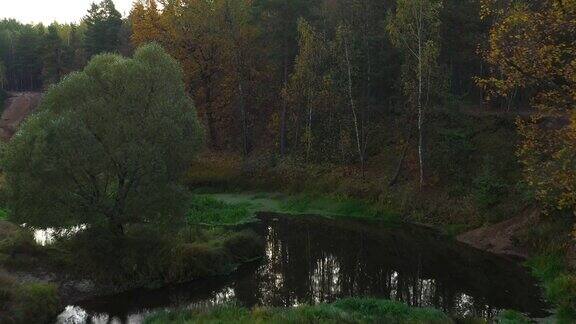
0,92 -> 42,141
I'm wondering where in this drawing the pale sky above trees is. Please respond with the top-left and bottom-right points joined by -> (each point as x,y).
1,0 -> 134,24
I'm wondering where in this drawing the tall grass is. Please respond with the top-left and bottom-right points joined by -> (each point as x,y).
195,192 -> 401,223
0,208 -> 9,221
187,195 -> 257,226
526,253 -> 576,323
145,298 -> 451,324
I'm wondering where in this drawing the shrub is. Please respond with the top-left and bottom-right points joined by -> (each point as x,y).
473,158 -> 508,211
222,230 -> 263,262
0,226 -> 45,269
12,283 -> 60,324
546,274 -> 576,320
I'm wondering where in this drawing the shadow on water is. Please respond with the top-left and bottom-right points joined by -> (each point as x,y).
57,213 -> 549,323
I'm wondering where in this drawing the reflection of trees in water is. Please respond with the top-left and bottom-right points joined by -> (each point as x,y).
246,219 -> 512,319
59,216 -> 545,322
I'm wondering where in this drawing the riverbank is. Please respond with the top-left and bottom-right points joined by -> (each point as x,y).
0,197 -> 264,322
197,192 -> 576,322
53,212 -> 549,323
145,298 -> 453,324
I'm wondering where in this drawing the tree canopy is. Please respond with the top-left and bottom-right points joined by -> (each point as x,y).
84,0 -> 123,57
1,43 -> 203,234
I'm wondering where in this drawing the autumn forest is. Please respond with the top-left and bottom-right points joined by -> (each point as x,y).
0,0 -> 576,323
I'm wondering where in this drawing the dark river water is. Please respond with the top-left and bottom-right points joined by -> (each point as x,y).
56,213 -> 549,323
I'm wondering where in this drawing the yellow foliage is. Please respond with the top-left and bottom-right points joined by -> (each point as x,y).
481,0 -> 576,211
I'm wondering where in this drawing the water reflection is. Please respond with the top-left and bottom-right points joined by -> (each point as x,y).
34,225 -> 86,246
57,214 -> 549,323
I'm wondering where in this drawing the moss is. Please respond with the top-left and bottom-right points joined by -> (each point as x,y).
144,298 -> 452,324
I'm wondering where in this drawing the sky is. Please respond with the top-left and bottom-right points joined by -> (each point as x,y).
0,0 -> 134,25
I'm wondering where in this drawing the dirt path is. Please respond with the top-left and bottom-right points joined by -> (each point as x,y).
0,91 -> 42,141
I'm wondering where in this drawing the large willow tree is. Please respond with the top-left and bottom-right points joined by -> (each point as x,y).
2,44 -> 203,234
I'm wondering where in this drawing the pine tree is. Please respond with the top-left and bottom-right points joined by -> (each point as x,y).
42,24 -> 65,85
83,0 -> 123,58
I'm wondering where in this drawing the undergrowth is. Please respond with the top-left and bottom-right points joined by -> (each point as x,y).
188,195 -> 257,226
522,214 -> 576,323
0,271 -> 60,324
144,298 -> 452,324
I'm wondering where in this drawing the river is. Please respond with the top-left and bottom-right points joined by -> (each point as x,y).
55,213 -> 549,323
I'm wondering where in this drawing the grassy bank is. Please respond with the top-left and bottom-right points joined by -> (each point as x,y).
193,192 -> 401,223
145,298 -> 452,324
0,221 -> 60,323
519,214 -> 576,323
0,271 -> 60,324
0,197 -> 264,302
144,297 -> 536,324
186,110 -> 528,232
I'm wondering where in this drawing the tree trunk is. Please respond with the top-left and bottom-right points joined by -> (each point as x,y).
238,81 -> 249,156
343,34 -> 364,175
280,52 -> 288,157
417,7 -> 424,189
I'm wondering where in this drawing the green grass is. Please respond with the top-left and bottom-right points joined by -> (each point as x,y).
496,310 -> 531,324
526,253 -> 576,323
187,195 -> 258,226
144,298 -> 452,324
195,192 -> 401,223
0,209 -> 9,221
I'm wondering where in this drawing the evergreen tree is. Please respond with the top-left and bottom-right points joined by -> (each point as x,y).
42,24 -> 65,85
83,0 -> 123,58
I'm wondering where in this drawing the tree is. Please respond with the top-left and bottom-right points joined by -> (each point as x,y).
83,0 -> 123,58
253,0 -> 317,157
0,59 -> 5,89
42,24 -> 66,85
1,44 -> 203,235
283,19 -> 334,161
387,0 -> 443,188
130,0 -> 163,46
479,0 -> 576,211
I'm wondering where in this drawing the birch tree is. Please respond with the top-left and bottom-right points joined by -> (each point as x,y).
387,0 -> 442,187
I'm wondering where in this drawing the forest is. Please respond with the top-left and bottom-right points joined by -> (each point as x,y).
0,0 -> 575,323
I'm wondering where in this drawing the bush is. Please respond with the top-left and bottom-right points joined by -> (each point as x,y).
547,274 -> 576,320
473,158 -> 508,211
222,230 -> 263,262
12,283 -> 60,324
0,273 -> 61,324
49,223 -> 263,289
527,252 -> 576,323
0,225 -> 45,269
